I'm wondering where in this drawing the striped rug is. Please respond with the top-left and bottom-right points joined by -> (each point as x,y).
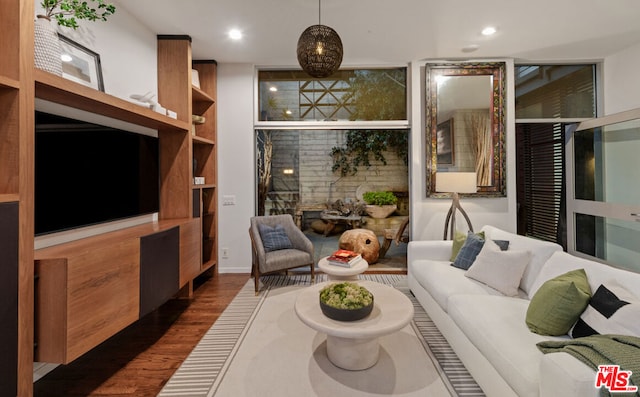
158,274 -> 484,397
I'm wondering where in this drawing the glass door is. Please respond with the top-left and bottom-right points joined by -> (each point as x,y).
566,109 -> 640,272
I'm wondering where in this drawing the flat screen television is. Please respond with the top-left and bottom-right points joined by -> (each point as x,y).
35,110 -> 160,236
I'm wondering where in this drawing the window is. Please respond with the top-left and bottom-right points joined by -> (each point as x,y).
258,68 -> 407,122
568,114 -> 640,272
256,68 -> 409,220
515,64 -> 597,248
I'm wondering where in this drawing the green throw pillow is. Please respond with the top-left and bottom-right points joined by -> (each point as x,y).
450,230 -> 485,262
526,268 -> 592,336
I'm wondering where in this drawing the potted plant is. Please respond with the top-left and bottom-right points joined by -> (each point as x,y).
362,191 -> 398,218
35,0 -> 117,75
41,0 -> 116,29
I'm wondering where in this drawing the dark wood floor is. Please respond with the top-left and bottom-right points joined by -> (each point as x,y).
34,272 -> 250,397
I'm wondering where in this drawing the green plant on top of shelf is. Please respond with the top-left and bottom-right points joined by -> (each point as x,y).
41,0 -> 116,29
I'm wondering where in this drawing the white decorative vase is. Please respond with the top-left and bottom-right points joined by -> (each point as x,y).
34,15 -> 63,76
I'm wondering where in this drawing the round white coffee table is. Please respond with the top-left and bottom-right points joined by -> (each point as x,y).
294,280 -> 414,370
317,256 -> 368,280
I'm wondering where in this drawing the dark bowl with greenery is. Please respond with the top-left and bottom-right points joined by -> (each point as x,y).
319,282 -> 374,321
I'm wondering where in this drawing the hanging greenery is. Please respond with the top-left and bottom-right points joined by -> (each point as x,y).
331,69 -> 408,176
331,130 -> 408,176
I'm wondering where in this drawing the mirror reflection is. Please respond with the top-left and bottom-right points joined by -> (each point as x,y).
426,62 -> 506,197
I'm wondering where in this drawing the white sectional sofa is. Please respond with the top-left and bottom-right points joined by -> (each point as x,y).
408,225 -> 640,397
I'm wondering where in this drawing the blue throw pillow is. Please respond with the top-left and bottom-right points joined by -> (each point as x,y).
452,234 -> 510,270
258,224 -> 293,252
452,233 -> 485,270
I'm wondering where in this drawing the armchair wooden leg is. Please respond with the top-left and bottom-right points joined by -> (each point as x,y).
252,261 -> 260,295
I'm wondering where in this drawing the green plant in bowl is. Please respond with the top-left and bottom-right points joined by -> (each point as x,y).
319,282 -> 374,321
362,191 -> 398,218
362,191 -> 398,206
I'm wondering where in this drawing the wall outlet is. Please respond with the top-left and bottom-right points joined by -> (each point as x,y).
222,247 -> 229,259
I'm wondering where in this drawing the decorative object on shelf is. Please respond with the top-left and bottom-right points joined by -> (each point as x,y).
35,0 -> 116,77
40,0 -> 116,29
296,0 -> 343,78
34,16 -> 63,75
436,172 -> 477,240
192,114 -> 206,124
191,69 -> 200,88
362,191 -> 398,219
58,34 -> 105,91
194,177 -> 205,185
319,282 -> 373,321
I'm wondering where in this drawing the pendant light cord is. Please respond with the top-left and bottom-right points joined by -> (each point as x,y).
318,0 -> 321,25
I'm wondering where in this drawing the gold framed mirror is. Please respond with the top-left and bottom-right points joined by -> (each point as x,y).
426,62 -> 506,197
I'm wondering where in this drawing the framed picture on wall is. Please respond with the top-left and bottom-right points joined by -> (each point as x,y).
58,34 -> 105,92
436,119 -> 454,165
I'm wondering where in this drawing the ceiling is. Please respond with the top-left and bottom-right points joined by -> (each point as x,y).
117,0 -> 640,66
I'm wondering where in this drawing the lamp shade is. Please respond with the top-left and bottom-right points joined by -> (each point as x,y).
435,172 -> 478,193
297,24 -> 343,78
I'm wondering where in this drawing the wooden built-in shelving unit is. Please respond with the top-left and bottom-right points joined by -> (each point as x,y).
0,13 -> 219,391
34,69 -> 189,132
1,0 -> 35,395
32,35 -> 218,367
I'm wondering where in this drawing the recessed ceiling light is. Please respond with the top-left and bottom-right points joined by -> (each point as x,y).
228,29 -> 242,40
481,26 -> 497,36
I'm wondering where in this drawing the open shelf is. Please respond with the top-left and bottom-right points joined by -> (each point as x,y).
192,85 -> 215,115
193,183 -> 216,189
35,70 -> 189,132
192,135 -> 215,145
0,194 -> 19,203
0,75 -> 20,89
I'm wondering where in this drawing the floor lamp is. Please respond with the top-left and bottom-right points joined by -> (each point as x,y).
435,172 -> 477,240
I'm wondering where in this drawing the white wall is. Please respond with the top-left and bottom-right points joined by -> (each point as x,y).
603,42 -> 640,114
408,60 -> 517,242
35,2 -> 157,101
217,64 -> 256,273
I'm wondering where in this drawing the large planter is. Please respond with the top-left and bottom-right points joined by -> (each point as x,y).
34,15 -> 63,76
365,204 -> 397,219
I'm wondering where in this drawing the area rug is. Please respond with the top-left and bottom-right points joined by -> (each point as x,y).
158,274 -> 484,397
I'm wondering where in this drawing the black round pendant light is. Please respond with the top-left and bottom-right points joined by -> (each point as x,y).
296,0 -> 343,78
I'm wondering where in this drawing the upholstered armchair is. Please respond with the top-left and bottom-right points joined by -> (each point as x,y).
249,214 -> 315,294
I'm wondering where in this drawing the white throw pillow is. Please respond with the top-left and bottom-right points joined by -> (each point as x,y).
464,239 -> 531,296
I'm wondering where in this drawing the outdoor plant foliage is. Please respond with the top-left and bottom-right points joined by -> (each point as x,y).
331,130 -> 408,176
362,191 -> 398,206
331,69 -> 408,176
